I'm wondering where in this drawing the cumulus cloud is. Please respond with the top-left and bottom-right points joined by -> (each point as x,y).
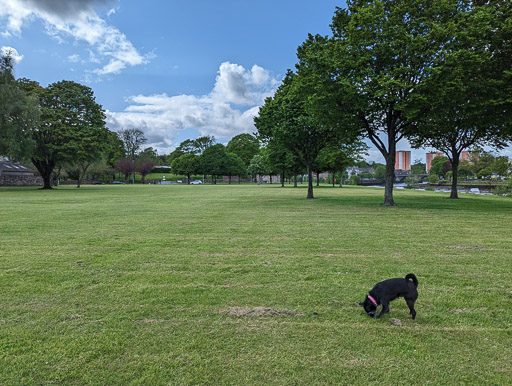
0,0 -> 149,76
1,46 -> 23,63
107,62 -> 279,153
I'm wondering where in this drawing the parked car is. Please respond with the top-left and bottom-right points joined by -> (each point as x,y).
92,181 -> 105,185
190,180 -> 202,185
176,180 -> 183,183
111,181 -> 126,184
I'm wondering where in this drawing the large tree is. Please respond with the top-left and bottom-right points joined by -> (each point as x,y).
0,53 -> 38,161
199,143 -> 229,184
408,1 -> 512,198
171,153 -> 200,184
226,133 -> 260,167
20,79 -> 107,189
118,128 -> 147,184
255,70 -> 348,199
299,0 -> 464,205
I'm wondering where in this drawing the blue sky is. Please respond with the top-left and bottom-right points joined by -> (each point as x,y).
3,0 -> 504,164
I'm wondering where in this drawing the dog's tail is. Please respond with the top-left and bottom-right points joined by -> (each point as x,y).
405,273 -> 418,288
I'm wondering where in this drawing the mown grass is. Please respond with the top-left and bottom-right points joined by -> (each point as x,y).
0,184 -> 511,384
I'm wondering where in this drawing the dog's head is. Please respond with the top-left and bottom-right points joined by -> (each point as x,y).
359,296 -> 377,317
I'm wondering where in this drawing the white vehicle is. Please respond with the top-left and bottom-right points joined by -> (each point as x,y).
190,180 -> 202,184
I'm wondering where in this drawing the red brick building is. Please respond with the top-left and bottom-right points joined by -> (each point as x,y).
426,151 -> 479,172
395,151 -> 411,170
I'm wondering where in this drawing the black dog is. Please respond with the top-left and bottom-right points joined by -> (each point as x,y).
359,274 -> 418,319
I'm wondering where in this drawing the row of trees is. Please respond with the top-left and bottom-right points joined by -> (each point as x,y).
255,0 -> 512,203
429,152 -> 511,181
0,53 -> 165,188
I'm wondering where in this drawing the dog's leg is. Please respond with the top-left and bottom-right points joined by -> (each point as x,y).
406,299 -> 416,320
376,303 -> 390,318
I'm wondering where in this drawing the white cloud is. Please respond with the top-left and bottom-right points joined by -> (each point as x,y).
0,46 -> 23,63
0,0 -> 149,76
68,53 -> 81,63
107,62 -> 279,153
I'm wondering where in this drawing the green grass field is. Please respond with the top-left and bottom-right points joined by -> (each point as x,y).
0,184 -> 510,384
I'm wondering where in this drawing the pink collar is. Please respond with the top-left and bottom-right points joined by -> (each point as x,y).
368,295 -> 378,307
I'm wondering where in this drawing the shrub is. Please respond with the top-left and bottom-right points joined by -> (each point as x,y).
348,175 -> 361,185
405,174 -> 420,189
427,173 -> 440,185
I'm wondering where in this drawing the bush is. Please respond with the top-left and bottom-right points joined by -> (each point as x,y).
405,174 -> 420,189
348,175 -> 361,185
427,173 -> 440,185
492,179 -> 512,197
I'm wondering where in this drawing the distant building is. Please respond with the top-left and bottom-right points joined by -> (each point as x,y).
426,152 -> 443,173
0,161 -> 42,186
426,151 -> 479,172
395,151 -> 411,171
346,167 -> 375,177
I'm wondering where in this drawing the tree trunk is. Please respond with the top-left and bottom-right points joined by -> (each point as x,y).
316,172 -> 320,187
450,155 -> 460,199
294,174 -> 298,188
339,169 -> 343,188
32,159 -> 54,190
307,166 -> 314,199
382,154 -> 396,206
281,170 -> 285,187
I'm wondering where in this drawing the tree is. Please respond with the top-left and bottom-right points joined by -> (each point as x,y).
247,154 -> 266,184
410,160 -> 426,175
19,79 -> 107,189
299,0 -> 464,205
119,128 -> 147,184
104,131 -> 126,182
255,70 -> 346,199
262,140 -> 296,187
199,143 -> 228,183
225,152 -> 247,184
408,1 -> 512,198
116,158 -> 133,182
136,159 -> 155,184
491,156 -> 510,178
194,135 -> 216,155
429,156 -> 451,179
226,133 -> 260,167
316,141 -> 366,188
171,153 -> 200,184
0,52 -> 38,161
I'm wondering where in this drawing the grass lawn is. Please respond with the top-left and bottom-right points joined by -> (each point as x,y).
0,184 -> 510,384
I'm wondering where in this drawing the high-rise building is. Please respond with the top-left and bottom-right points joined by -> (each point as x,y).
426,151 -> 479,172
395,151 -> 411,170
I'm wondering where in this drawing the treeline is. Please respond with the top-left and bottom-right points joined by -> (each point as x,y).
254,0 -> 512,202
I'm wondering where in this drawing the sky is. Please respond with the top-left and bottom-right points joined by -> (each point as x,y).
2,0 -> 506,164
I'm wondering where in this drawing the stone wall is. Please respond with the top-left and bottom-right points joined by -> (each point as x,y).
0,174 -> 43,186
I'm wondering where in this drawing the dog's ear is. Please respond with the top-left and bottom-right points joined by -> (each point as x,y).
358,302 -> 364,306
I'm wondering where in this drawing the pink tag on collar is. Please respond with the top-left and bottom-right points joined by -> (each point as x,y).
368,295 -> 378,307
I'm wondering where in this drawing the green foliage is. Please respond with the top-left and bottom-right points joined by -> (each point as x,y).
492,179 -> 512,196
405,174 -> 420,189
430,156 -> 450,178
410,161 -> 426,175
427,173 -> 440,185
199,143 -> 229,182
20,79 -> 107,188
171,153 -> 201,183
348,174 -> 361,185
226,133 -> 260,166
0,53 -> 38,160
